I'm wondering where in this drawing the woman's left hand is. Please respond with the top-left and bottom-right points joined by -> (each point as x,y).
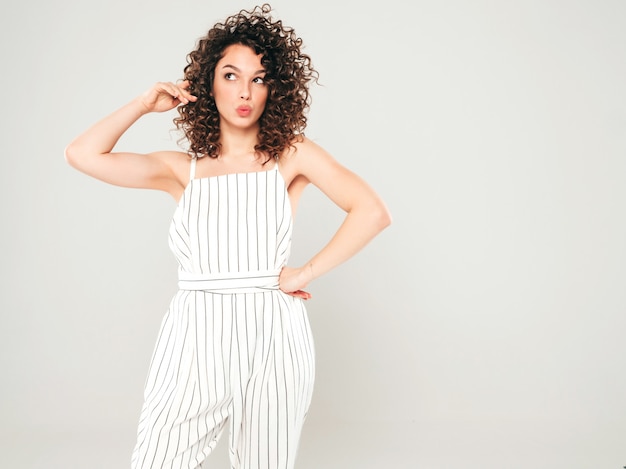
279,265 -> 313,300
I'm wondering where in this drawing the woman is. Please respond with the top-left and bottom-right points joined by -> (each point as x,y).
65,4 -> 390,469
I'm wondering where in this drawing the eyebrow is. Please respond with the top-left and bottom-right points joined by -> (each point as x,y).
221,64 -> 266,74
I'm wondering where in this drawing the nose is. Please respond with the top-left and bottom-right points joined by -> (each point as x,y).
240,82 -> 251,100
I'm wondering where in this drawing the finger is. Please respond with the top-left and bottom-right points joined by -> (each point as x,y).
154,82 -> 187,104
155,81 -> 178,95
148,83 -> 175,106
165,83 -> 186,103
172,82 -> 197,103
288,290 -> 312,300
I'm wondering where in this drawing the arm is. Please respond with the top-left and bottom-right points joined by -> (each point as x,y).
64,81 -> 197,194
279,138 -> 392,298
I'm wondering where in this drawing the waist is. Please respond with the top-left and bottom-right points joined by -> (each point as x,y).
178,269 -> 281,294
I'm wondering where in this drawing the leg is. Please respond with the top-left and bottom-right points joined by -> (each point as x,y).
228,293 -> 315,469
131,292 -> 235,469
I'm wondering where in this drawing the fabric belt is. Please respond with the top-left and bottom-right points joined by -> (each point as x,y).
178,269 -> 281,294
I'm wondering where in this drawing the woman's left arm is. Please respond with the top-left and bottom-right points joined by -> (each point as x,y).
279,138 -> 392,297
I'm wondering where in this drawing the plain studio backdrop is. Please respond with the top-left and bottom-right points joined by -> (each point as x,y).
1,0 -> 625,468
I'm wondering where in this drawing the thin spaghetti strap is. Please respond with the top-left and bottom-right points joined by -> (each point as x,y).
189,156 -> 197,182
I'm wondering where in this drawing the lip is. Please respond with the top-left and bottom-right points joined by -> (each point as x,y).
236,106 -> 252,116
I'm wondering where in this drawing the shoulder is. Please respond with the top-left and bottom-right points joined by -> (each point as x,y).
289,136 -> 329,159
279,136 -> 339,181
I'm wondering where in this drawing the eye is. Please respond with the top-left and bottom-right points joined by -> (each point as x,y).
224,72 -> 236,80
253,76 -> 265,84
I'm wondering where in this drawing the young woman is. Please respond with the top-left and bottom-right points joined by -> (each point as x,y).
65,4 -> 390,469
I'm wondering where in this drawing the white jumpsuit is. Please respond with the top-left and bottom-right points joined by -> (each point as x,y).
131,159 -> 316,469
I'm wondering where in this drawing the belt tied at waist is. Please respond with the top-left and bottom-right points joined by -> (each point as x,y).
178,269 -> 281,294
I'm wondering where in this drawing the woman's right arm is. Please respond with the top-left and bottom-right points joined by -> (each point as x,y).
64,81 -> 196,193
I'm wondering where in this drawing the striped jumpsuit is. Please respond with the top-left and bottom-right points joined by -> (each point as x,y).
131,158 -> 316,469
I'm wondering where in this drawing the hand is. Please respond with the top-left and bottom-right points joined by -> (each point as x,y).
137,80 -> 197,113
279,265 -> 313,300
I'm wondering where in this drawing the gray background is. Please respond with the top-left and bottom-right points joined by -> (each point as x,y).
1,0 -> 625,468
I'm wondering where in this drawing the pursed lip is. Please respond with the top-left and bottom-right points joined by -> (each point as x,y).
236,105 -> 252,116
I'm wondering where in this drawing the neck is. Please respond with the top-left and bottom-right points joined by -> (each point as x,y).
219,123 -> 260,160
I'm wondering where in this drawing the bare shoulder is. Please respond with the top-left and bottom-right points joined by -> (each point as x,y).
290,136 -> 332,160
279,136 -> 341,184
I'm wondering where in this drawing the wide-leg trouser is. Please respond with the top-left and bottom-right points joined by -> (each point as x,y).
131,289 -> 315,469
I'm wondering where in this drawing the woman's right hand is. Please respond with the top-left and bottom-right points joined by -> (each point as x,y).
137,80 -> 197,113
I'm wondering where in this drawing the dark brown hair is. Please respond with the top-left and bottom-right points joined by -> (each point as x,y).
175,4 -> 318,161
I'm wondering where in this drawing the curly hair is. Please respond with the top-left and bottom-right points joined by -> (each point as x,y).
174,4 -> 318,161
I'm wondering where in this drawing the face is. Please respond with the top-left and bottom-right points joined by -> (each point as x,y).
212,44 -> 268,132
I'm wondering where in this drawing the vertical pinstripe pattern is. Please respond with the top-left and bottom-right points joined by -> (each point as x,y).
131,162 -> 315,469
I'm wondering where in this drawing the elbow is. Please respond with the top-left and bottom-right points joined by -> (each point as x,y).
351,198 -> 391,233
64,143 -> 79,168
378,205 -> 392,231
371,202 -> 392,232
64,142 -> 88,170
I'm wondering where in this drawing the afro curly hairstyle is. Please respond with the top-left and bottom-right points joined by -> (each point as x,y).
174,4 -> 318,162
